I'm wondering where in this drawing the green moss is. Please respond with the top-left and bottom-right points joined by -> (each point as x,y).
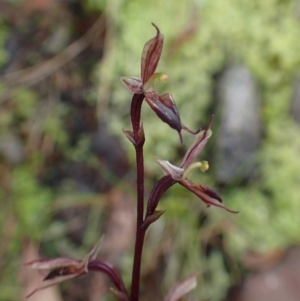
13,87 -> 38,119
12,166 -> 53,238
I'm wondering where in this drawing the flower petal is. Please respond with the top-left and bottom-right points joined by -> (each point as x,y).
120,77 -> 143,94
180,117 -> 213,169
181,181 -> 238,213
25,258 -> 81,270
141,23 -> 164,83
26,273 -> 82,298
155,159 -> 184,181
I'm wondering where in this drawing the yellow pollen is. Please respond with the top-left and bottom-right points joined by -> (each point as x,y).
199,161 -> 209,172
182,161 -> 209,179
159,73 -> 168,83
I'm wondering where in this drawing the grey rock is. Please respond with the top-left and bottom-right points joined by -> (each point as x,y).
215,65 -> 262,184
0,134 -> 24,165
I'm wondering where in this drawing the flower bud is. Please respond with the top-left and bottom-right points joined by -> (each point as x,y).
145,92 -> 183,143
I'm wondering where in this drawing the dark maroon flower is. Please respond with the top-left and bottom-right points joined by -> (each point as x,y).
25,239 -> 102,298
156,119 -> 238,213
26,239 -> 128,299
121,23 -> 197,144
121,23 -> 164,89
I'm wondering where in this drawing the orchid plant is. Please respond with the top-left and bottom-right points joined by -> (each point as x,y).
26,23 -> 237,301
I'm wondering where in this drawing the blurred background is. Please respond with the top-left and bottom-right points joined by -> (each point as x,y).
1,0 -> 300,300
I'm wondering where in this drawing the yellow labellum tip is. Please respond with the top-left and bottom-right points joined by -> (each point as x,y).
200,161 -> 209,172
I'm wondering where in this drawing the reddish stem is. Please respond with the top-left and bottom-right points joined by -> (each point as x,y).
131,227 -> 146,301
130,93 -> 144,139
130,93 -> 146,301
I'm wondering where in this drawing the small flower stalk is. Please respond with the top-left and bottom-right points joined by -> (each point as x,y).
26,24 -> 237,301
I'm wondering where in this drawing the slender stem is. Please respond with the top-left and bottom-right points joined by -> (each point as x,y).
135,146 -> 145,228
130,93 -> 146,301
131,226 -> 146,301
130,93 -> 144,137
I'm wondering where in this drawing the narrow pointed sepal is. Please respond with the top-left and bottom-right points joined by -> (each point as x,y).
180,118 -> 213,169
142,210 -> 165,229
141,23 -> 164,83
155,158 -> 184,181
182,182 -> 238,213
120,77 -> 143,94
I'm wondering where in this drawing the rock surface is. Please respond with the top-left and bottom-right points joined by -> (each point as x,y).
0,134 -> 24,165
215,65 -> 262,184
